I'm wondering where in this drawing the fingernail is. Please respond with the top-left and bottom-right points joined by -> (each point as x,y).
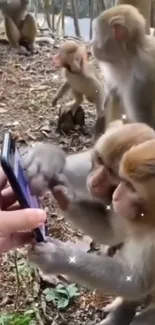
36,209 -> 47,223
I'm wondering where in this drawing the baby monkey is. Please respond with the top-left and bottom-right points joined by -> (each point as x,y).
52,41 -> 105,139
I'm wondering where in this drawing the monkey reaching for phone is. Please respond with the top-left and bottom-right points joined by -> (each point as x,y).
24,122 -> 155,325
28,138 -> 155,325
51,41 -> 105,139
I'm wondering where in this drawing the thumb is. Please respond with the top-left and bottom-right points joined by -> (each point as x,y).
0,209 -> 47,234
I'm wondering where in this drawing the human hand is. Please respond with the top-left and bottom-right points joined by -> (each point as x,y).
0,168 -> 47,253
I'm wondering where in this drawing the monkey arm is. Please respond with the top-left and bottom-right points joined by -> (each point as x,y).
61,196 -> 125,245
28,240 -> 151,300
52,81 -> 71,106
64,150 -> 92,194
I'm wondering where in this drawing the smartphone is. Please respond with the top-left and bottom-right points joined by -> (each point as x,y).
0,132 -> 47,242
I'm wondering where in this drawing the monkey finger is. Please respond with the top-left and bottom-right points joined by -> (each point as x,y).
30,175 -> 48,196
52,185 -> 72,211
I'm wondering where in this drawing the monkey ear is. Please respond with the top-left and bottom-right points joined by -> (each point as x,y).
52,54 -> 62,68
109,16 -> 127,41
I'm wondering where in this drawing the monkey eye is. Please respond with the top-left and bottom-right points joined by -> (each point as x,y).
123,180 -> 136,193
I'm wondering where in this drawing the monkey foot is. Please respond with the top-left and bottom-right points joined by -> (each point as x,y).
15,45 -> 30,56
57,106 -> 85,133
72,106 -> 85,127
94,116 -> 106,141
52,185 -> 74,211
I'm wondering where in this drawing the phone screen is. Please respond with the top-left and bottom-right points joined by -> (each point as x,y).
14,148 -> 40,209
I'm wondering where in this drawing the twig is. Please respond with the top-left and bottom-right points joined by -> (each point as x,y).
33,304 -> 45,325
14,250 -> 20,310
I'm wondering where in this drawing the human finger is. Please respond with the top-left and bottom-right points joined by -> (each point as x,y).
0,209 -> 47,234
0,168 -> 7,190
1,187 -> 17,209
0,232 -> 34,253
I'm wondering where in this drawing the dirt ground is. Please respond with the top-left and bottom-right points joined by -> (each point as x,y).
0,41 -> 112,325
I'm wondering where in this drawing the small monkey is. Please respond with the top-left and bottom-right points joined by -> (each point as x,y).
28,138 -> 155,325
51,40 -> 105,139
92,5 -> 155,130
24,121 -> 155,325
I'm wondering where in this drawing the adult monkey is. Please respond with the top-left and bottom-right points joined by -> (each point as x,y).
0,0 -> 54,55
117,0 -> 151,34
23,121 -> 155,325
92,5 -> 155,129
28,138 -> 155,325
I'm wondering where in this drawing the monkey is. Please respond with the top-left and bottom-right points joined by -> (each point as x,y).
117,0 -> 151,34
51,40 -> 105,140
0,0 -> 54,55
92,4 -> 155,130
28,137 -> 155,325
23,121 -> 155,325
0,0 -> 37,55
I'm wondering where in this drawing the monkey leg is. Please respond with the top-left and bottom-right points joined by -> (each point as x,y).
58,92 -> 84,132
20,13 -> 37,52
4,17 -> 29,55
97,300 -> 137,325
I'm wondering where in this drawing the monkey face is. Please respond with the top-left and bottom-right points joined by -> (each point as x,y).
112,180 -> 139,220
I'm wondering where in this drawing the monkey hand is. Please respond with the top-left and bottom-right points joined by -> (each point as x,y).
52,185 -> 76,211
52,96 -> 58,106
28,238 -> 72,274
23,142 -> 66,196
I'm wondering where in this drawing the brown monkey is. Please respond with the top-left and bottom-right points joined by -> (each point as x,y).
117,0 -> 151,34
51,40 -> 105,139
0,0 -> 37,54
92,5 -> 155,130
0,0 -> 54,55
24,121 -> 155,325
28,138 -> 155,325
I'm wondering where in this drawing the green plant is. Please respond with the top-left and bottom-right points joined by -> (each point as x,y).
0,310 -> 35,325
43,283 -> 80,309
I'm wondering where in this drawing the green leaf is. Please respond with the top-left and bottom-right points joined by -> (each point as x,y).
66,284 -> 80,298
57,297 -> 69,309
43,288 -> 59,303
56,284 -> 69,297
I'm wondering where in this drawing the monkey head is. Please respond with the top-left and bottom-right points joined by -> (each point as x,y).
92,4 -> 146,63
113,140 -> 155,225
87,122 -> 155,204
52,41 -> 87,73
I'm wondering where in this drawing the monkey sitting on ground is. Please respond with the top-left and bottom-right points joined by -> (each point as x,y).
28,138 -> 155,325
0,0 -> 54,55
0,0 -> 37,55
92,4 -> 155,130
51,40 -> 105,139
23,121 -> 155,325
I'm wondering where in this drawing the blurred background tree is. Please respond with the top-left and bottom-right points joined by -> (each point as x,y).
28,0 -> 154,40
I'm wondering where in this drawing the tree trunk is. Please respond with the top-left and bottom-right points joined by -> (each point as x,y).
71,0 -> 81,37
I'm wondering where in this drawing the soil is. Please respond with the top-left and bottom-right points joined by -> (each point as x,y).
0,40 -> 112,325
